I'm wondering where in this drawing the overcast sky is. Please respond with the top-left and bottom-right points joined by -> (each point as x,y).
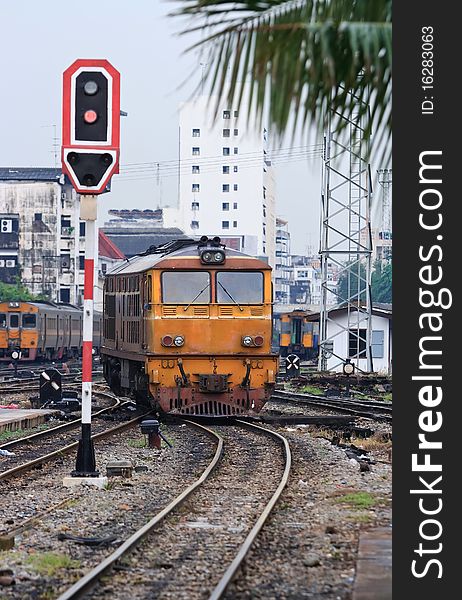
0,1 -> 386,255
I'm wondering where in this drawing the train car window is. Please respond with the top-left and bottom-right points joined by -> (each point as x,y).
162,271 -> 210,304
216,272 -> 264,304
9,314 -> 19,328
22,314 -> 37,328
0,313 -> 6,328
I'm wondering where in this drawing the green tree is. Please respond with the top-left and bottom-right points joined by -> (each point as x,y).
371,259 -> 392,303
0,281 -> 48,302
172,0 -> 392,153
336,259 -> 392,304
336,261 -> 367,304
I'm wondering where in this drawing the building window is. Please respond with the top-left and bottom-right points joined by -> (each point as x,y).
233,221 -> 238,228
222,202 -> 229,211
191,201 -> 200,209
79,222 -> 86,236
222,166 -> 230,174
192,183 -> 200,192
234,147 -> 238,154
222,184 -> 230,192
79,255 -> 85,270
233,166 -> 238,173
233,202 -> 238,209
233,184 -> 238,191
192,165 -> 200,174
223,129 -> 230,137
263,208 -> 266,217
234,128 -> 238,136
34,213 -> 42,222
192,128 -> 200,137
223,147 -> 230,156
223,110 -> 230,119
372,330 -> 385,359
234,110 -> 239,117
60,288 -> 70,303
191,220 -> 200,229
192,147 -> 200,155
349,329 -> 367,358
263,227 -> 266,236
222,221 -> 230,229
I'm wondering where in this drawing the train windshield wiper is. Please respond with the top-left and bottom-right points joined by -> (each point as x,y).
218,282 -> 243,312
183,282 -> 210,311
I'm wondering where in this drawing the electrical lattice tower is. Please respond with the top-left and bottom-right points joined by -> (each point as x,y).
318,96 -> 373,373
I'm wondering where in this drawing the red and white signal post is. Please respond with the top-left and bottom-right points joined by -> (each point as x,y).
61,59 -> 120,479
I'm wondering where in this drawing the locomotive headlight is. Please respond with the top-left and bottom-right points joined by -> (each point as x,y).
174,335 -> 185,347
213,251 -> 225,263
242,336 -> 253,347
202,251 -> 213,263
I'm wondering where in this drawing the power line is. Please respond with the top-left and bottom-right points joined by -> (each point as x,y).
116,150 -> 323,182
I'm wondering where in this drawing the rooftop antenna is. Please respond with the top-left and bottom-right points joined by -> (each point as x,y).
41,124 -> 60,167
200,63 -> 207,95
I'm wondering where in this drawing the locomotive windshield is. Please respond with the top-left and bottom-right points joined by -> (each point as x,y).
22,314 -> 37,328
162,271 -> 211,304
217,272 -> 264,304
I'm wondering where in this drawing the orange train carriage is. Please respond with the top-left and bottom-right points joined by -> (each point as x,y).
101,237 -> 279,415
275,310 -> 319,361
0,301 -> 102,362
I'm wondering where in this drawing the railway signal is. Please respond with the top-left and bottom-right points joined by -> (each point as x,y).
285,354 -> 300,378
61,59 -> 120,195
61,58 -> 121,482
39,369 -> 62,405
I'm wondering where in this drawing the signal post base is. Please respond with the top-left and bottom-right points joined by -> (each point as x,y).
63,476 -> 108,489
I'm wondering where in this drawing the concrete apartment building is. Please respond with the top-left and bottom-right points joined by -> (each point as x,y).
178,95 -> 276,267
274,217 -> 292,303
0,168 -> 84,303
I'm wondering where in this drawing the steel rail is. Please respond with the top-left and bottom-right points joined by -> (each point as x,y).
0,392 -> 122,451
271,391 -> 392,421
208,420 -> 292,600
55,420 -> 224,600
273,389 -> 392,411
0,412 -> 151,482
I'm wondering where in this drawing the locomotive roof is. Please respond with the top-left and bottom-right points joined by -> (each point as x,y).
108,239 -> 271,275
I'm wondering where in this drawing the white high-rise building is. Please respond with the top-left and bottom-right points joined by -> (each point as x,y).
178,95 -> 276,267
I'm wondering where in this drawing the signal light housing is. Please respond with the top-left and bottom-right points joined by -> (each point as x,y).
61,59 -> 120,195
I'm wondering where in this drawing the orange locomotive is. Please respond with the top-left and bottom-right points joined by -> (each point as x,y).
101,237 -> 278,415
0,301 -> 102,362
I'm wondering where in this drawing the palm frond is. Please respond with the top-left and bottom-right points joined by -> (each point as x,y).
171,0 -> 392,161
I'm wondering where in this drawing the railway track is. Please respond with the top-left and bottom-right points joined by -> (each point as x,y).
0,393 -> 147,482
271,389 -> 392,421
55,420 -> 291,600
